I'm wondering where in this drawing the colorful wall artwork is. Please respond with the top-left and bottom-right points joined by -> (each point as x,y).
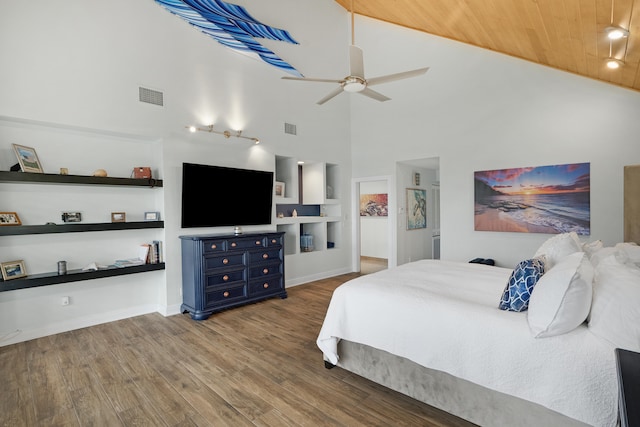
154,0 -> 302,76
360,193 -> 388,217
406,188 -> 427,229
474,162 -> 590,235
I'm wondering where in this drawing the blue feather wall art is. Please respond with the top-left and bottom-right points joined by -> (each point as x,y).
155,0 -> 302,77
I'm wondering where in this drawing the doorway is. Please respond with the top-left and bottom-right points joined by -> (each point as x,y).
352,175 -> 396,274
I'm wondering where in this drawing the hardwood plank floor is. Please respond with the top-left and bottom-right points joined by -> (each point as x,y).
0,272 -> 474,426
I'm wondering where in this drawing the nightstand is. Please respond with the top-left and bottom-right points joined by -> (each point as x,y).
615,348 -> 640,427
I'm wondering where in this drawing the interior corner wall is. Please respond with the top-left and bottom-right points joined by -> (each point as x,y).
349,16 -> 640,268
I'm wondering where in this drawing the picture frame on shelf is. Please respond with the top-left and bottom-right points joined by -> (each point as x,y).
111,212 -> 126,223
61,212 -> 82,223
1,260 -> 27,281
275,181 -> 285,197
12,144 -> 44,173
0,212 -> 21,226
144,211 -> 160,221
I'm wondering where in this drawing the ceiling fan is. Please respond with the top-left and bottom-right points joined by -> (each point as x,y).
281,0 -> 430,105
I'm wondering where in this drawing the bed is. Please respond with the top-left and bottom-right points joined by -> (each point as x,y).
317,234 -> 640,427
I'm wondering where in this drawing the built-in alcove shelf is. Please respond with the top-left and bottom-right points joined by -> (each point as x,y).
0,171 -> 162,187
0,263 -> 166,293
0,221 -> 164,236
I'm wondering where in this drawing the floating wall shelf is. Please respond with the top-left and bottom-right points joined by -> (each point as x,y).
0,263 -> 166,292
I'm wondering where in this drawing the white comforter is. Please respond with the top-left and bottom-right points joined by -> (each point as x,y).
317,260 -> 618,427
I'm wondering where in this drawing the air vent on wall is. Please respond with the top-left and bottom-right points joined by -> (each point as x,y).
284,122 -> 297,135
139,86 -> 164,106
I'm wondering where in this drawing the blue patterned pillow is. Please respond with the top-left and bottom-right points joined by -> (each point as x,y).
499,258 -> 545,312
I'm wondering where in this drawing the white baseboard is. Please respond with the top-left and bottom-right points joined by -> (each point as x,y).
0,304 -> 159,347
285,267 -> 352,287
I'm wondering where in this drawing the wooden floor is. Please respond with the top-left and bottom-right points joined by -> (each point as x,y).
0,272 -> 474,427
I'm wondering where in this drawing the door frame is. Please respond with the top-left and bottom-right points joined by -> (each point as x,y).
351,175 -> 397,272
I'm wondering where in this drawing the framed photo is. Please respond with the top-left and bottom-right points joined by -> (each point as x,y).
111,212 -> 126,223
144,211 -> 160,221
12,144 -> 44,173
61,212 -> 82,223
406,188 -> 427,230
0,212 -> 22,226
1,260 -> 27,281
275,181 -> 285,197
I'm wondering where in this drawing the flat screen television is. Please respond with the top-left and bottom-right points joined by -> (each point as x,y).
181,162 -> 274,228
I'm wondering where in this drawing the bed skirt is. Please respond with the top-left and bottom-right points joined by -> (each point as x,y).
335,340 -> 590,427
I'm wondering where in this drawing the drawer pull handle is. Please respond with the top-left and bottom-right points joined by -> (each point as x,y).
263,268 -> 269,274
262,253 -> 269,259
271,239 -> 277,243
223,258 -> 229,265
223,275 -> 229,281
211,244 -> 217,249
255,240 -> 262,245
223,291 -> 230,298
263,283 -> 269,289
231,242 -> 237,247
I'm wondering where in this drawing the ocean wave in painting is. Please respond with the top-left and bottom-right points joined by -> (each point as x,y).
475,193 -> 590,235
155,0 -> 302,76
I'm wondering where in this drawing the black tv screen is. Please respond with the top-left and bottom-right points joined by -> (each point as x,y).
181,162 -> 274,228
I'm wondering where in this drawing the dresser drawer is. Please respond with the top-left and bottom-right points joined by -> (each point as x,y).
248,248 -> 282,264
265,234 -> 283,247
205,269 -> 245,287
227,237 -> 265,250
249,276 -> 283,296
249,262 -> 282,278
204,253 -> 245,270
203,239 -> 227,253
205,284 -> 247,307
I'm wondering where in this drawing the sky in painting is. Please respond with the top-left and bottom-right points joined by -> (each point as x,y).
475,163 -> 590,196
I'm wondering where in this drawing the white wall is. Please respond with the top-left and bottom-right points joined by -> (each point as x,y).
349,16 -> 640,268
0,0 -> 352,345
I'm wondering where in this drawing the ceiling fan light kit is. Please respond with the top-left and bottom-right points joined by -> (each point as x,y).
281,0 -> 429,105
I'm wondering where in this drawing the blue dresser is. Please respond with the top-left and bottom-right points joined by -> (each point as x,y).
180,232 -> 286,320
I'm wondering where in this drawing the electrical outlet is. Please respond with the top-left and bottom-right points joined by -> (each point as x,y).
61,296 -> 70,306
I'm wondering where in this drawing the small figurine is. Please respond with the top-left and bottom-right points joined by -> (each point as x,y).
292,209 -> 298,217
93,169 -> 108,177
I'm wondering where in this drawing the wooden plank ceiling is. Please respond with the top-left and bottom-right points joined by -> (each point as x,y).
335,0 -> 640,92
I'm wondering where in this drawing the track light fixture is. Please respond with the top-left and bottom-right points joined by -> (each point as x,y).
605,58 -> 624,69
605,26 -> 630,40
187,125 -> 260,144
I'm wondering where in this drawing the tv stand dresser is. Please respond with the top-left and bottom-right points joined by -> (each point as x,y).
179,231 -> 286,320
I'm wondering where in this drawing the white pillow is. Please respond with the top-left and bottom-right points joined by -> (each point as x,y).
582,239 -> 603,257
527,252 -> 593,338
588,254 -> 640,352
533,232 -> 583,270
615,242 -> 640,265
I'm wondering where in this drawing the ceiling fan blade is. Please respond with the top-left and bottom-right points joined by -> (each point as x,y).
366,67 -> 430,87
317,86 -> 345,105
349,45 -> 365,78
282,76 -> 344,84
359,87 -> 391,102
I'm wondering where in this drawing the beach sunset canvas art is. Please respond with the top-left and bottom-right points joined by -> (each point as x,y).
474,163 -> 590,235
